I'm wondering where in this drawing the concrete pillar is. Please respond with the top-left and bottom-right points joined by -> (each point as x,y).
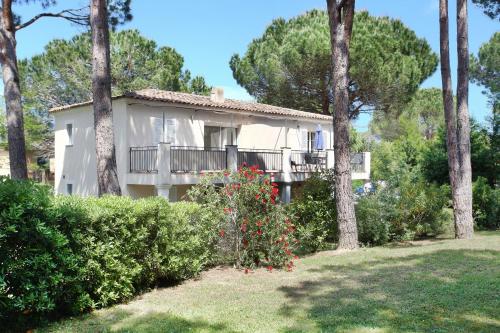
281,183 -> 292,204
326,149 -> 335,169
157,142 -> 172,184
281,147 -> 292,203
363,152 -> 371,179
156,143 -> 172,201
155,184 -> 172,200
226,145 -> 238,172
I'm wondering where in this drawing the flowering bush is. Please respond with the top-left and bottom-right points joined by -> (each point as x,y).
188,165 -> 297,271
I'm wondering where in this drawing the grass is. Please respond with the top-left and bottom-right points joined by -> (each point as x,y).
39,231 -> 500,333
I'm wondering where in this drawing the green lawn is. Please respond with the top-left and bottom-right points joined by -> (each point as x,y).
39,232 -> 500,333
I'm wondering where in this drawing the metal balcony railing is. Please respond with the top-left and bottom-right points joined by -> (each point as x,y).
237,149 -> 282,172
129,146 -> 158,173
290,150 -> 327,172
170,146 -> 226,173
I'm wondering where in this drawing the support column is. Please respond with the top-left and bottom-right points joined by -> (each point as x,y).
326,149 -> 335,169
281,147 -> 292,203
226,145 -> 238,172
363,152 -> 371,180
155,184 -> 172,200
156,142 -> 172,200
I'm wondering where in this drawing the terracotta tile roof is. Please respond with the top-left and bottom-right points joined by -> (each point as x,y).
49,89 -> 332,121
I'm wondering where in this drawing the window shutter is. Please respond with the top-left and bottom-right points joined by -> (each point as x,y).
165,119 -> 176,144
153,117 -> 163,144
301,129 -> 308,151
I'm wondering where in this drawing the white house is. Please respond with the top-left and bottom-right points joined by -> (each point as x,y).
50,88 -> 370,202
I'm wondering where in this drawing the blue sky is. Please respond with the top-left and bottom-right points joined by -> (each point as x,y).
12,0 -> 499,131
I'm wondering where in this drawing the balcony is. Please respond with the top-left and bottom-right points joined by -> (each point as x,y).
129,145 -> 370,180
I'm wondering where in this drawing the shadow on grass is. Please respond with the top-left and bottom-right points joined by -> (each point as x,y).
279,249 -> 500,333
38,309 -> 237,333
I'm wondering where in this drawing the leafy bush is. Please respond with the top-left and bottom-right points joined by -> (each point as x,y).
189,165 -> 297,271
0,178 -> 216,330
290,171 -> 336,252
0,178 -> 83,329
356,169 -> 451,243
472,177 -> 499,230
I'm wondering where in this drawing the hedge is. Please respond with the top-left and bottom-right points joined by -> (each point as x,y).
0,177 -> 216,331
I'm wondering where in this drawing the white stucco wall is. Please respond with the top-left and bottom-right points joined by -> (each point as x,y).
54,99 -> 129,196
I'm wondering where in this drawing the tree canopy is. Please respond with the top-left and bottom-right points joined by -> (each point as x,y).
19,29 -> 211,115
470,32 -> 499,108
472,0 -> 500,20
230,10 -> 438,116
370,88 -> 445,141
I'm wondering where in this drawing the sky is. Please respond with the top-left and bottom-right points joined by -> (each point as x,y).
11,0 -> 499,131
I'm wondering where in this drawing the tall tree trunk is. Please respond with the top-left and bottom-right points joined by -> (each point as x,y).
439,0 -> 474,239
455,0 -> 473,238
91,0 -> 121,195
0,0 -> 28,179
327,0 -> 358,250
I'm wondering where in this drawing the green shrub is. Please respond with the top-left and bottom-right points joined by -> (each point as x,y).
472,177 -> 499,230
189,165 -> 297,271
53,196 -> 215,309
1,178 -> 216,330
290,171 -> 336,252
355,170 -> 451,243
0,177 -> 84,329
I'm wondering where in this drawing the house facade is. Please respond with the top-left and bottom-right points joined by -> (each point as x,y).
51,88 -> 370,202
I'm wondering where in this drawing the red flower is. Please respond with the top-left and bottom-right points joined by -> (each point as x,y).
242,162 -> 247,167
219,229 -> 225,237
256,220 -> 263,227
241,223 -> 247,233
255,194 -> 260,200
223,207 -> 232,214
223,171 -> 230,177
264,179 -> 270,185
242,238 -> 249,247
286,249 -> 292,255
272,187 -> 279,195
294,255 -> 299,259
267,265 -> 273,272
244,268 -> 250,274
257,229 -> 263,236
271,182 -> 278,187
270,197 -> 276,205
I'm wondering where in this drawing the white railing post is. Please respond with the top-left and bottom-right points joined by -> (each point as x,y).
156,142 -> 172,200
363,152 -> 371,179
226,145 -> 238,172
281,147 -> 292,203
326,149 -> 335,169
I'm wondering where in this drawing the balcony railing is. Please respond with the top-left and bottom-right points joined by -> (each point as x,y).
171,146 -> 226,173
290,150 -> 327,172
129,145 -> 370,180
130,146 -> 158,173
351,153 -> 365,173
237,149 -> 282,172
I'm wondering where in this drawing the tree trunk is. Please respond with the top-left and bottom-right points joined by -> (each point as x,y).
91,0 -> 121,195
0,0 -> 28,179
439,0 -> 473,239
327,0 -> 358,250
455,0 -> 474,238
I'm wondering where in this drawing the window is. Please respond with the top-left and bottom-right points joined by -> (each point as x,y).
204,126 -> 237,148
66,123 -> 73,146
66,183 -> 73,195
307,131 -> 316,152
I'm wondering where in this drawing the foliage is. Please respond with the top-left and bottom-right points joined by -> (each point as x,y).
472,0 -> 500,20
470,32 -> 499,106
370,88 -> 445,141
230,10 -> 437,115
472,177 -> 499,230
422,119 -> 499,186
0,178 -> 216,330
0,178 -> 83,329
356,168 -> 451,243
188,166 -> 297,271
290,171 -> 336,252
